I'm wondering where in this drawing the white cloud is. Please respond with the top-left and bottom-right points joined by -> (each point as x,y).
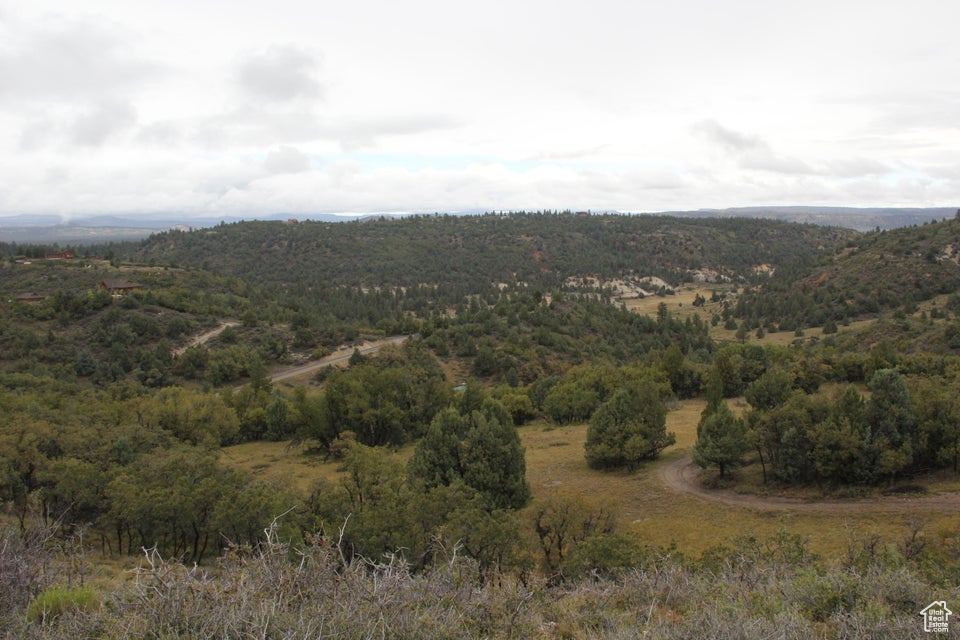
323,114 -> 465,151
526,145 -> 609,163
264,146 -> 311,174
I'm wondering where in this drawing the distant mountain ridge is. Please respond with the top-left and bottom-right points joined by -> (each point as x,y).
0,213 -> 385,243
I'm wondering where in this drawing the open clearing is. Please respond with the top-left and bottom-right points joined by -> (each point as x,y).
625,284 -> 878,347
521,403 -> 959,558
660,454 -> 960,514
222,396 -> 960,559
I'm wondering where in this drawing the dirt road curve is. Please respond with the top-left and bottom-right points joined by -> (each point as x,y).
268,335 -> 409,384
659,455 -> 960,513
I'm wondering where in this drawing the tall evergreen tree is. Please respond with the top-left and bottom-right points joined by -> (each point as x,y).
692,402 -> 747,478
865,368 -> 917,481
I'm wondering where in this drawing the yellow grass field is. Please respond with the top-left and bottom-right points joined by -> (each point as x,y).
521,403 -> 960,559
219,441 -> 338,494
625,284 -> 878,346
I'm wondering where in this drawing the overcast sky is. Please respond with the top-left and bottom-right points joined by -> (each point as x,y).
1,0 -> 958,219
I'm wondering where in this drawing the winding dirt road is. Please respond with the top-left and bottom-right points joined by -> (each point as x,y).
659,455 -> 960,513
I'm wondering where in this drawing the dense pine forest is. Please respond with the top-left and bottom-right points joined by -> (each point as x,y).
125,212 -> 857,287
2,212 -> 960,638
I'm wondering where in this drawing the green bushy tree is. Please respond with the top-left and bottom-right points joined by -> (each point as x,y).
585,381 -> 674,470
409,399 -> 529,510
692,402 -> 747,478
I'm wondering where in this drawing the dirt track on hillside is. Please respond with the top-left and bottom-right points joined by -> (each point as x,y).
266,335 -> 409,384
659,455 -> 960,513
173,321 -> 240,356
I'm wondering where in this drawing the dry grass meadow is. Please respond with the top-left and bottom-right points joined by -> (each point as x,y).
221,397 -> 960,562
521,403 -> 960,559
624,284 -> 879,346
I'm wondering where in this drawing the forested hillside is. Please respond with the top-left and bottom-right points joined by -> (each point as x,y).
733,216 -> 960,330
127,212 -> 856,288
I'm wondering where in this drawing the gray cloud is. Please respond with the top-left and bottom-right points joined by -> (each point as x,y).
136,120 -> 184,146
825,158 -> 893,178
237,45 -> 324,103
71,101 -> 137,146
0,14 -> 160,104
18,117 -> 56,151
738,152 -> 815,175
692,119 -> 766,153
694,119 -> 815,175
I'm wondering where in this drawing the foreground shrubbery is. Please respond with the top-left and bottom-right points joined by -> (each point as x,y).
3,523 -> 957,639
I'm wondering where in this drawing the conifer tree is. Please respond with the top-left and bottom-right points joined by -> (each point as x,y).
585,382 -> 674,470
410,399 -> 530,510
692,402 -> 747,478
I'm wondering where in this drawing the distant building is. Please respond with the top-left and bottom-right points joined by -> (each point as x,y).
100,279 -> 143,295
14,292 -> 47,302
45,250 -> 76,260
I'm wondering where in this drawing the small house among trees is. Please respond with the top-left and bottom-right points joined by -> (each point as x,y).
13,291 -> 47,302
14,291 -> 47,302
100,279 -> 143,295
45,250 -> 75,260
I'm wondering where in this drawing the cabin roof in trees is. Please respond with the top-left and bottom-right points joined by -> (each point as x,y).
100,278 -> 143,292
14,291 -> 47,302
45,250 -> 75,260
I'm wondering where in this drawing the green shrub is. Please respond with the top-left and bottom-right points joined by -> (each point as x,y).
794,570 -> 864,622
26,586 -> 100,623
